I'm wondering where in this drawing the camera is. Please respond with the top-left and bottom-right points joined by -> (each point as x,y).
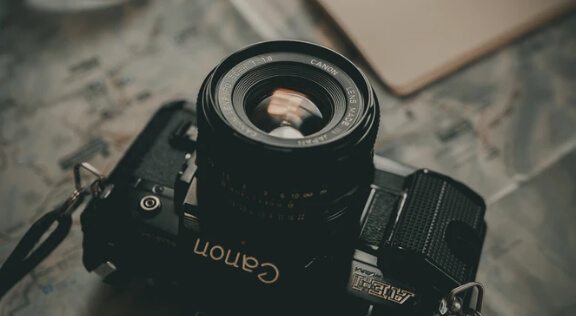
80,41 -> 487,315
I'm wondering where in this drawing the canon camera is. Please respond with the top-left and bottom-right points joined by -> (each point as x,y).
80,41 -> 487,316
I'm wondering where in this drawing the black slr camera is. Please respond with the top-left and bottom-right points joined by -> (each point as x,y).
81,41 -> 487,316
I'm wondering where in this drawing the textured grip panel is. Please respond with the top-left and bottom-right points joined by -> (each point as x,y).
381,169 -> 486,290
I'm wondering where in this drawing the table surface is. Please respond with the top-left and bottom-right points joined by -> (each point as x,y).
0,1 -> 575,315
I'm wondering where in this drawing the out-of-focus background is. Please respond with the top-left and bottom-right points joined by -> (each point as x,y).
0,1 -> 575,315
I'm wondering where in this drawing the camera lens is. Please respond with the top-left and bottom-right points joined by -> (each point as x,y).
196,41 -> 379,231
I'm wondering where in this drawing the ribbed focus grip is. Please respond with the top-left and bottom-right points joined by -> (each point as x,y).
379,169 -> 486,292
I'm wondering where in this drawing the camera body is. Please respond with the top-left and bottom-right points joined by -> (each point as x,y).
81,100 -> 486,316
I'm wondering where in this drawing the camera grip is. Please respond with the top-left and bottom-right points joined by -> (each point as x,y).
379,169 -> 487,293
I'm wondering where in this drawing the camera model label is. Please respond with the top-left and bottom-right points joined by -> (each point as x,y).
350,266 -> 415,305
193,238 -> 279,284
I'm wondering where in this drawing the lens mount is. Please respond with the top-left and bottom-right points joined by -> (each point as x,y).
196,40 -> 379,228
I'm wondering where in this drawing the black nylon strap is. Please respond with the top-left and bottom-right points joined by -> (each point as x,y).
0,210 -> 72,299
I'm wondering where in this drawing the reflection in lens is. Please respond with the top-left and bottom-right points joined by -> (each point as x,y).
268,126 -> 304,139
248,88 -> 325,139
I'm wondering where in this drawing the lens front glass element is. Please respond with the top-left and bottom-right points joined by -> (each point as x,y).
247,88 -> 325,139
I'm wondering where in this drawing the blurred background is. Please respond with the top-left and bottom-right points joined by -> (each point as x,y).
0,0 -> 575,315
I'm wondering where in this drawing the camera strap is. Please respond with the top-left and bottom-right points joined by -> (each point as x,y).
0,163 -> 105,300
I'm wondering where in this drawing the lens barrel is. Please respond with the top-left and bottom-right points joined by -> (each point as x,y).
196,41 -> 379,230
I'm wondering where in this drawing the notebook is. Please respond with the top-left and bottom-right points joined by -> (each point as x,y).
317,0 -> 576,95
